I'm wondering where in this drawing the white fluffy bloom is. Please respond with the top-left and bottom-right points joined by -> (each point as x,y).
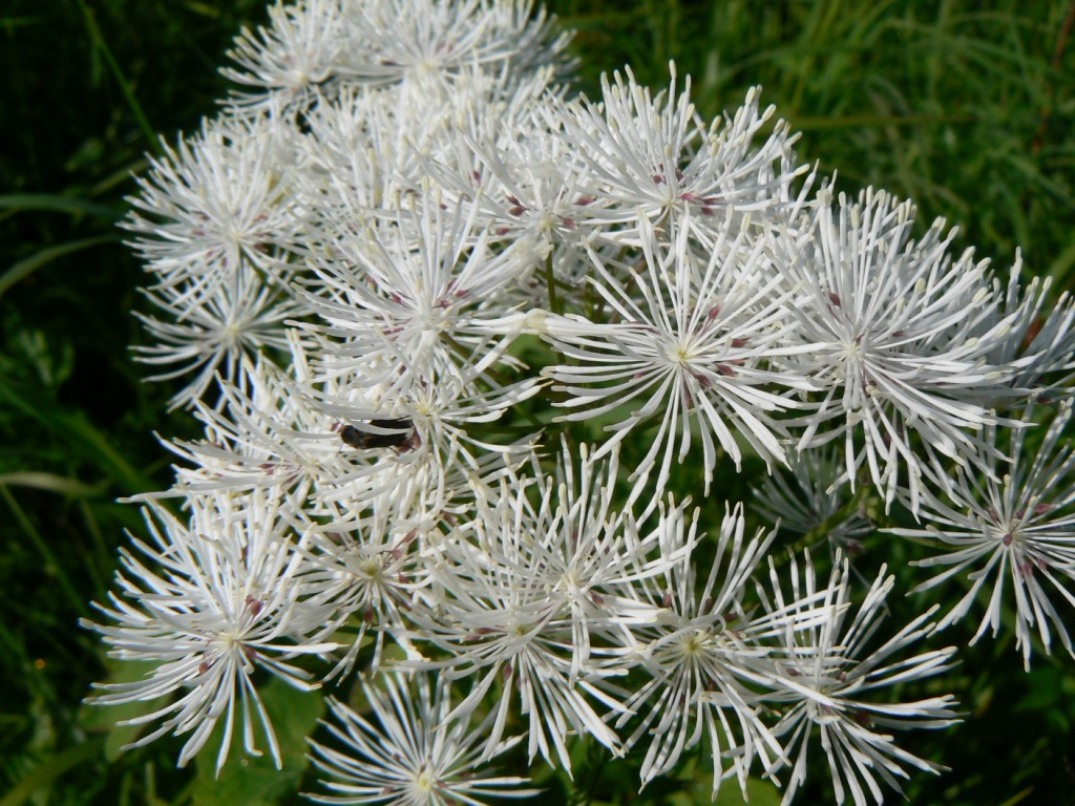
301,509 -> 426,679
123,115 -> 306,408
888,400 -> 1075,669
776,188 -> 1023,511
402,448 -> 648,770
301,191 -> 543,399
161,352 -> 340,495
223,0 -> 354,111
544,213 -> 808,501
81,489 -> 342,773
341,0 -> 571,88
766,553 -> 959,805
222,0 -> 571,114
608,502 -> 831,798
134,270 -> 303,410
103,0 -> 1075,797
428,102 -> 607,256
294,65 -> 564,242
554,67 -> 801,240
308,673 -> 539,805
156,345 -> 431,504
124,115 -> 301,310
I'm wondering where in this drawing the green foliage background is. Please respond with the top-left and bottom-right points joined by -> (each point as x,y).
1,1 -> 1073,803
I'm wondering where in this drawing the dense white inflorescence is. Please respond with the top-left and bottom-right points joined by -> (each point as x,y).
86,1 -> 1075,803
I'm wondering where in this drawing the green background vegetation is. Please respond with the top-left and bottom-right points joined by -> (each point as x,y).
1,1 -> 1073,803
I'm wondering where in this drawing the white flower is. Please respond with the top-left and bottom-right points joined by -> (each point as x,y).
310,367 -> 542,497
339,0 -> 571,89
428,102 -> 609,256
104,0 -> 1075,796
888,400 -> 1075,669
767,553 -> 959,806
134,269 -> 303,410
292,73 -> 544,230
609,502 -> 827,798
161,351 -> 339,495
155,344 -> 431,503
402,452 -> 635,770
81,489 -> 342,773
456,440 -> 680,680
301,485 -> 444,679
224,0 -> 570,113
222,0 -> 353,112
123,114 -> 306,408
293,86 -> 422,223
776,188 -> 1021,511
304,454 -> 478,664
554,68 -> 801,239
544,213 -> 807,501
301,190 -> 542,400
124,115 -> 301,311
307,672 -> 539,805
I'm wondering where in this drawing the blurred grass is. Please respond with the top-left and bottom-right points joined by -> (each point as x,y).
1,0 -> 1072,803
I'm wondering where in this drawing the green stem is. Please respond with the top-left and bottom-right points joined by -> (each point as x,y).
545,251 -> 562,315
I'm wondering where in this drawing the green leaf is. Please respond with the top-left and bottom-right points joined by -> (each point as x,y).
79,658 -> 173,761
667,776 -> 784,806
190,678 -> 325,805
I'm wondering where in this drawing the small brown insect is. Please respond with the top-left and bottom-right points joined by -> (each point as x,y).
334,418 -> 417,451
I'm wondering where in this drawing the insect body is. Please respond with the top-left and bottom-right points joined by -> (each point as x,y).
334,418 -> 417,451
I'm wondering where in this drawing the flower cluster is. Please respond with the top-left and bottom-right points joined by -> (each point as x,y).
86,0 -> 1075,803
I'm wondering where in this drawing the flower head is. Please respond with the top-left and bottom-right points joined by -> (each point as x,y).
308,672 -> 539,805
301,191 -> 542,400
401,445 -> 645,770
81,489 -> 341,773
609,502 -> 829,797
554,69 -> 800,239
124,115 -> 301,309
776,188 -> 1021,511
123,114 -> 305,408
544,212 -> 806,501
766,553 -> 959,805
223,0 -> 354,112
223,0 -> 570,113
888,399 -> 1075,669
